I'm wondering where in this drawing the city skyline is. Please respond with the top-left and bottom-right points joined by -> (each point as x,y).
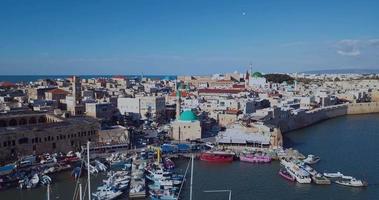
0,0 -> 378,75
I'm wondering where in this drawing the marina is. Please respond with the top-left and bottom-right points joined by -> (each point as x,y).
0,117 -> 375,199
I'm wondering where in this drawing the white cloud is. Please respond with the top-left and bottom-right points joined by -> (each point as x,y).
335,39 -> 361,56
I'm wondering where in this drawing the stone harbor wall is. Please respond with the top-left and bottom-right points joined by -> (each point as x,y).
271,102 -> 379,133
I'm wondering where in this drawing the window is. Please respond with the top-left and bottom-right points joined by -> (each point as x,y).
18,138 -> 28,145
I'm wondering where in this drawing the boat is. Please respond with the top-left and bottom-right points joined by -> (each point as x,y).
335,178 -> 367,187
303,154 -> 320,164
200,151 -> 235,163
240,153 -> 271,163
163,158 -> 175,170
92,186 -> 123,200
278,168 -> 295,182
40,175 -> 52,186
280,159 -> 311,184
312,173 -> 331,185
0,164 -> 17,176
323,172 -> 343,178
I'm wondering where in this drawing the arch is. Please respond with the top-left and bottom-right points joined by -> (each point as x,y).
9,119 -> 17,126
29,117 -> 37,124
38,116 -> 47,123
19,118 -> 27,125
0,120 -> 6,127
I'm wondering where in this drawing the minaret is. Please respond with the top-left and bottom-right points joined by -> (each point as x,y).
176,89 -> 181,120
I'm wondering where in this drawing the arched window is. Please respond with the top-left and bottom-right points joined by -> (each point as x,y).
29,117 -> 37,124
9,119 -> 17,126
0,120 -> 6,127
38,116 -> 47,123
18,137 -> 29,144
19,118 -> 27,125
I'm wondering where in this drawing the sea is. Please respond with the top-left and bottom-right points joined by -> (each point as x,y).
0,75 -> 177,83
0,111 -> 378,199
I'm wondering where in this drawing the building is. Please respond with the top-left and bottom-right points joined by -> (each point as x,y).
0,111 -> 100,161
85,102 -> 115,120
172,110 -> 202,141
117,96 -> 166,120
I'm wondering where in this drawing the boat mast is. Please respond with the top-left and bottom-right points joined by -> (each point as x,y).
47,183 -> 50,200
87,141 -> 91,200
190,154 -> 194,200
79,183 -> 83,200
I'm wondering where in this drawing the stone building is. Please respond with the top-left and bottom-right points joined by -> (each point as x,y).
0,111 -> 100,161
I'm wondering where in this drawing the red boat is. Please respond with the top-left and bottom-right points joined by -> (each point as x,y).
200,151 -> 235,163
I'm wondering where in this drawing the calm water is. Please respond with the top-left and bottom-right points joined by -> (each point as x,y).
0,114 -> 378,200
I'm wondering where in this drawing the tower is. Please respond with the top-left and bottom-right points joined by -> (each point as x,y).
176,88 -> 181,120
72,76 -> 82,105
69,76 -> 84,116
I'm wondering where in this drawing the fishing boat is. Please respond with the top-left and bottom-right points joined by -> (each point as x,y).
200,151 -> 235,163
303,154 -> 320,164
323,172 -> 343,178
278,168 -> 295,182
240,153 -> 271,163
335,178 -> 367,187
163,158 -> 175,170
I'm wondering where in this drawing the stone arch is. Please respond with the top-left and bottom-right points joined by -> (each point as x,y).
38,116 -> 47,123
9,119 -> 17,126
19,118 -> 27,125
0,120 -> 6,127
29,117 -> 37,124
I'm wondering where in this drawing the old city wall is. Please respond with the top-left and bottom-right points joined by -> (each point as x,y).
276,102 -> 379,133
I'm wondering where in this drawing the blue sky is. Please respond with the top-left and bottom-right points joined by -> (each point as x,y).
0,0 -> 378,75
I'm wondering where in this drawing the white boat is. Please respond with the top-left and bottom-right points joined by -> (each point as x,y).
94,160 -> 108,172
335,178 -> 367,187
303,154 -> 320,164
323,172 -> 343,178
281,159 -> 311,184
92,186 -> 123,200
26,174 -> 40,189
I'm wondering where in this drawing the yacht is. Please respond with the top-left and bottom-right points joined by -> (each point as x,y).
303,154 -> 320,164
335,178 -> 368,187
281,159 -> 311,184
323,172 -> 343,178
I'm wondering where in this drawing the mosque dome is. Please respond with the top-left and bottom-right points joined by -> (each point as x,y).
179,110 -> 198,121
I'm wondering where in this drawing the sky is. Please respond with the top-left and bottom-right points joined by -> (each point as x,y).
0,0 -> 378,75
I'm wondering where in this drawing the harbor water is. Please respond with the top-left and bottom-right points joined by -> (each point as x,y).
1,114 -> 378,200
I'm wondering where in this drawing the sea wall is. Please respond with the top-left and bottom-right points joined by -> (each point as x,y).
271,102 -> 379,133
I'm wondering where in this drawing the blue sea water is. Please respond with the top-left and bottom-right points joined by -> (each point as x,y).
0,75 -> 177,83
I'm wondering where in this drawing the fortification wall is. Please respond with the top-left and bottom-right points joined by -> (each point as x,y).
273,102 -> 379,133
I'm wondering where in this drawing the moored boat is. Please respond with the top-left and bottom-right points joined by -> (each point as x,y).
323,172 -> 343,178
335,178 -> 367,187
303,154 -> 320,165
200,151 -> 235,163
278,168 -> 295,182
240,153 -> 271,163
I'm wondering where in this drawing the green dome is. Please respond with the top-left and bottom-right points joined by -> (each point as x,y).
252,72 -> 263,78
179,110 -> 198,121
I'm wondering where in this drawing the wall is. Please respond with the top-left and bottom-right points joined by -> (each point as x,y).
270,102 -> 379,133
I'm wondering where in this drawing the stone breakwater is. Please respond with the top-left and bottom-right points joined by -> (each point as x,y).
270,102 -> 379,133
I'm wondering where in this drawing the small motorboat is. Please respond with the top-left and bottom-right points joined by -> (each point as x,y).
278,168 -> 295,182
323,172 -> 343,178
303,154 -> 320,164
335,178 -> 367,187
